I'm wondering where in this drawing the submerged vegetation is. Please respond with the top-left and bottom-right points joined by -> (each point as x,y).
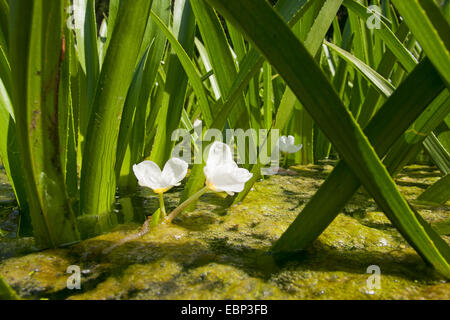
0,0 -> 449,298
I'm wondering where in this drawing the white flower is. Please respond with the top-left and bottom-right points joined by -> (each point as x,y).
133,158 -> 188,194
203,142 -> 253,195
277,135 -> 303,154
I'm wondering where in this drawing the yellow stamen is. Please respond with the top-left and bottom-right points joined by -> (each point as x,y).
154,187 -> 169,194
206,181 -> 216,192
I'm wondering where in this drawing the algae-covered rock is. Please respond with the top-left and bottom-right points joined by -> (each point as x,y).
0,164 -> 448,300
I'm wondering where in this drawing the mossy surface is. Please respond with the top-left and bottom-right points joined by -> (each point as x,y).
0,164 -> 449,300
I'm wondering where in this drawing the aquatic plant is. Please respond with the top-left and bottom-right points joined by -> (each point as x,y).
0,0 -> 449,278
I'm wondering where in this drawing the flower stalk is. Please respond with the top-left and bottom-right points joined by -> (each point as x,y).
165,187 -> 209,223
277,136 -> 302,169
158,192 -> 166,218
282,153 -> 289,168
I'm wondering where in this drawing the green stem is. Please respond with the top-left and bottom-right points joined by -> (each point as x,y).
283,152 -> 288,168
165,187 -> 209,223
159,192 -> 166,218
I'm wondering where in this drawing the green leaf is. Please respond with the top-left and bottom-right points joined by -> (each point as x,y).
0,275 -> 19,300
149,2 -> 211,167
80,0 -> 153,217
357,22 -> 411,128
423,132 -> 450,174
84,0 -> 99,103
385,91 -> 450,176
304,0 -> 344,57
234,0 -> 344,202
0,0 -> 10,99
9,0 -> 80,247
263,62 -> 274,129
204,0 -> 450,277
343,0 -> 418,72
0,76 -> 30,234
273,59 -> 450,276
149,208 -> 161,228
432,218 -> 450,236
105,0 -> 120,56
0,0 -> 9,47
10,0 -> 50,243
116,46 -> 152,187
208,0 -> 313,134
59,24 -> 78,203
73,0 -> 100,165
117,0 -> 171,191
190,0 -> 247,126
417,173 -> 450,205
391,0 -> 450,88
324,40 -> 395,98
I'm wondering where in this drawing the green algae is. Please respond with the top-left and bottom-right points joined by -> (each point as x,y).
0,163 -> 448,300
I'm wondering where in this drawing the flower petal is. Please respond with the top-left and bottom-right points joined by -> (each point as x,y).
205,161 -> 252,194
278,136 -> 287,146
161,157 -> 188,187
133,161 -> 163,190
288,143 -> 303,153
206,142 -> 233,167
287,135 -> 295,145
277,136 -> 289,153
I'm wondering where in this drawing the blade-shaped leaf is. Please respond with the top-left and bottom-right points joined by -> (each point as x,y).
391,0 -> 450,88
80,0 -> 153,217
205,0 -> 450,277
